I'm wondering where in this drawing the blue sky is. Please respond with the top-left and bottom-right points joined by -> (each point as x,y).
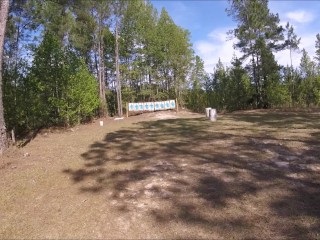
151,0 -> 320,73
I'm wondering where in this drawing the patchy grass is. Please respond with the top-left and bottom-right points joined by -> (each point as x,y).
0,110 -> 319,239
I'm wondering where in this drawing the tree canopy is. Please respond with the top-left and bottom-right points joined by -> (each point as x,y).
1,0 -> 320,144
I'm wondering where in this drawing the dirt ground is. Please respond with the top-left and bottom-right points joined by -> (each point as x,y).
0,110 -> 319,239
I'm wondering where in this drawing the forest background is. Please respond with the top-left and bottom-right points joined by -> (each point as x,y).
1,0 -> 320,140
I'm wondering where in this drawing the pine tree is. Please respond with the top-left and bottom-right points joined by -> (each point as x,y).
284,22 -> 300,69
188,55 -> 207,112
3,0 -> 36,134
282,22 -> 300,106
228,55 -> 252,110
112,0 -> 130,117
315,33 -> 320,67
299,49 -> 317,106
211,59 -> 229,110
156,8 -> 193,100
227,0 -> 284,108
0,0 -> 199,135
0,0 -> 10,154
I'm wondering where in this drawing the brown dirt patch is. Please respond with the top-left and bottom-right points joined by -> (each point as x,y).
0,110 -> 319,239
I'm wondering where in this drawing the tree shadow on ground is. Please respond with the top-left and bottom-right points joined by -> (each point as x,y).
229,111 -> 320,129
63,113 -> 320,239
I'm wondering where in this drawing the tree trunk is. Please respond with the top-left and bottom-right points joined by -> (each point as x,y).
115,17 -> 122,117
255,54 -> 262,108
98,13 -> 107,117
251,55 -> 259,107
289,46 -> 294,106
0,0 -> 9,154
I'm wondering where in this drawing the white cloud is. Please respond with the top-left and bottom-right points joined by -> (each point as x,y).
208,29 -> 229,42
279,21 -> 298,31
275,33 -> 317,68
195,12 -> 319,73
196,30 -> 317,72
194,28 -> 241,73
270,3 -> 319,67
285,10 -> 315,24
274,50 -> 299,68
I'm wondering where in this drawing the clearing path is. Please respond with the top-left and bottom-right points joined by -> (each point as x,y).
0,110 -> 319,239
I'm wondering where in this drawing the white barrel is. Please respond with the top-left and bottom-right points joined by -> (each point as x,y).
99,120 -> 104,126
205,107 -> 211,118
209,109 -> 217,121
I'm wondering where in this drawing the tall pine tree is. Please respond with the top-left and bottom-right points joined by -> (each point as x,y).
0,0 -> 10,153
227,0 -> 284,108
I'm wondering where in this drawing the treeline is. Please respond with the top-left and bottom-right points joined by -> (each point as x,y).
3,0 -> 194,135
187,0 -> 320,113
2,0 -> 320,139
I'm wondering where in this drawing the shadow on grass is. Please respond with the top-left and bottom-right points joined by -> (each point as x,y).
229,111 -> 320,129
63,113 -> 320,238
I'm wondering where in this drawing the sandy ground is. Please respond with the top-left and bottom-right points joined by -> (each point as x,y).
0,110 -> 319,239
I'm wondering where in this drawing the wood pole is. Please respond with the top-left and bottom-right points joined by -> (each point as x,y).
176,98 -> 179,113
126,102 -> 129,118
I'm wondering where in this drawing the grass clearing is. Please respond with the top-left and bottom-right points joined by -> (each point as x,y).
0,110 -> 319,239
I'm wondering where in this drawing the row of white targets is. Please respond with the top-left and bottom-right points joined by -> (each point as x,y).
129,100 -> 176,112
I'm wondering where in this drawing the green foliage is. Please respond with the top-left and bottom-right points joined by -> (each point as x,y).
315,33 -> 320,66
227,57 -> 253,110
204,58 -> 254,112
265,75 -> 291,107
105,89 -> 117,117
4,0 -> 320,138
313,76 -> 320,105
4,32 -> 99,133
60,62 -> 99,125
297,49 -> 319,107
3,59 -> 30,134
185,56 -> 208,112
227,0 -> 285,108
